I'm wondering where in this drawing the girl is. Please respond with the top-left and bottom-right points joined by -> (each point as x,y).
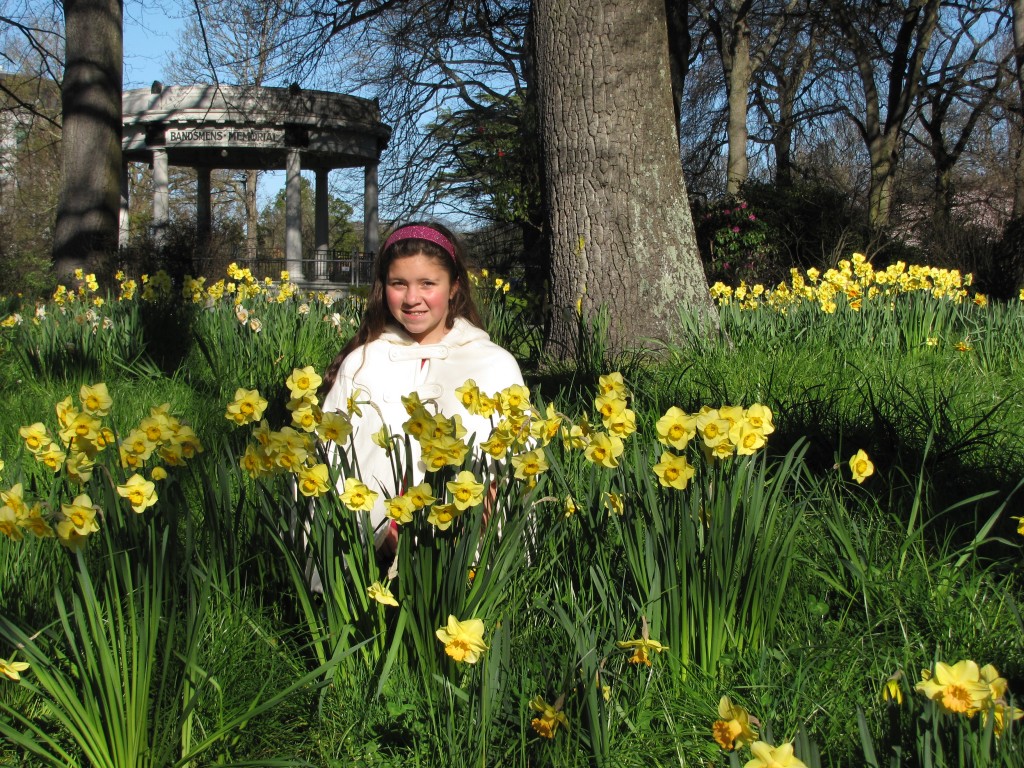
320,222 -> 524,560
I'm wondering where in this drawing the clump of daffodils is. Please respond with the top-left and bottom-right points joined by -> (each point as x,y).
0,264 -> 364,336
709,253 -> 981,314
1,383 -> 203,550
915,659 -> 1022,735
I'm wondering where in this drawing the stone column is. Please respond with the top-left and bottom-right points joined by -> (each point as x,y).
314,168 -> 329,279
363,161 -> 379,286
196,167 -> 211,250
152,148 -> 169,245
118,162 -> 130,249
285,147 -> 302,280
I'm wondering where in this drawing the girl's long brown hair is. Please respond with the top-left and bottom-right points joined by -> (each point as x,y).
319,221 -> 484,397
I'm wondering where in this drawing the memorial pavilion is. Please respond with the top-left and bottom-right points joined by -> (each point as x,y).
121,83 -> 391,284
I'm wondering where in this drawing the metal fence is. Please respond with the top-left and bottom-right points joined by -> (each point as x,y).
188,250 -> 376,286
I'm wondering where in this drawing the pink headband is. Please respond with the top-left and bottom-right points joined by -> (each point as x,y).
382,225 -> 456,261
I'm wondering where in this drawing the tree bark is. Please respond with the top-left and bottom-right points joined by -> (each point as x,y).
834,0 -> 939,234
533,0 -> 716,358
53,0 -> 123,277
1012,0 -> 1024,216
245,170 -> 260,258
724,11 -> 751,195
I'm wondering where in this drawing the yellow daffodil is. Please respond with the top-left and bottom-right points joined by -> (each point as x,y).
743,404 -> 775,436
849,449 -> 874,483
427,502 -> 463,531
267,427 -> 310,471
606,407 -> 637,439
79,382 -> 113,416
511,448 -> 549,486
317,411 -> 352,444
605,492 -> 624,515
384,495 -> 416,524
980,664 -> 1009,702
151,466 -> 168,481
529,403 -> 563,445
617,636 -> 668,666
435,615 -> 487,664
562,415 -> 591,450
563,495 -> 578,517
480,429 -> 513,460
696,411 -> 732,449
730,421 -> 767,456
915,660 -> 992,715
368,426 -> 395,454
57,493 -> 100,540
529,695 -> 569,739
656,406 -> 696,450
19,505 -> 53,538
744,741 -> 807,768
446,470 -> 485,510
653,451 -> 695,490
367,581 -> 399,607
117,474 -> 158,513
172,425 -> 203,458
19,422 -> 52,454
717,405 -> 746,428
158,443 -> 185,467
498,383 -> 531,415
594,392 -> 626,426
65,451 -> 97,484
121,429 -> 157,461
406,483 -> 436,510
422,435 -> 469,470
59,412 -> 102,447
225,388 -> 268,426
297,464 -> 330,497
289,400 -> 320,433
713,695 -> 758,750
455,380 -> 482,414
882,672 -> 903,705
399,391 -> 427,416
0,656 -> 30,681
982,703 -> 1024,737
340,478 -> 378,513
285,366 -> 322,399
1012,516 -> 1024,536
598,372 -> 627,397
55,396 -> 78,429
584,432 -> 624,468
0,484 -> 26,517
0,504 -> 23,541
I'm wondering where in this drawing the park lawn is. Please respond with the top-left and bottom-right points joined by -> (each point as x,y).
0,262 -> 1022,766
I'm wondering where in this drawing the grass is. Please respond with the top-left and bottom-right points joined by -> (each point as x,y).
0,266 -> 1023,766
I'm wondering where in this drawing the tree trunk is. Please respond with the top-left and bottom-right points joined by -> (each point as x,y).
245,170 -> 259,258
866,133 -> 897,230
53,0 -> 123,278
725,15 -> 751,195
1012,0 -> 1024,217
533,0 -> 716,358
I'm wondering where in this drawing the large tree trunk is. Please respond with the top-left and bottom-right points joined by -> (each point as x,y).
53,0 -> 123,278
1012,0 -> 1024,217
533,0 -> 716,358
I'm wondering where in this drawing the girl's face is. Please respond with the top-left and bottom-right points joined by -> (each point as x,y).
385,253 -> 457,345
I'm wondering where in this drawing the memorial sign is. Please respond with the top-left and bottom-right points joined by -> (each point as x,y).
165,126 -> 286,148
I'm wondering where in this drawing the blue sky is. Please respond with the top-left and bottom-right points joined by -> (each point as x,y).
123,1 -> 183,89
